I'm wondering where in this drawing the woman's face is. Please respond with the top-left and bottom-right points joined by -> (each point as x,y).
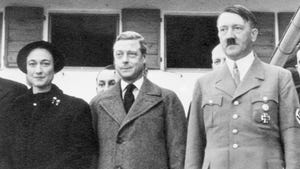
26,48 -> 55,93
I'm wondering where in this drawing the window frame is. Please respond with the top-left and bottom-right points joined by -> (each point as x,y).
47,10 -> 120,70
162,12 -> 219,71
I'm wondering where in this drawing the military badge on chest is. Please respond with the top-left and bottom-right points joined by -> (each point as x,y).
261,98 -> 270,124
254,96 -> 271,125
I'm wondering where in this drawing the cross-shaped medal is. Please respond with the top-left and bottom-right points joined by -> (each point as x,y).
261,112 -> 271,124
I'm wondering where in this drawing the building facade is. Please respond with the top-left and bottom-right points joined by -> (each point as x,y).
0,0 -> 299,112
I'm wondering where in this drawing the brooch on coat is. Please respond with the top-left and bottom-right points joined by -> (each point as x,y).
51,97 -> 61,106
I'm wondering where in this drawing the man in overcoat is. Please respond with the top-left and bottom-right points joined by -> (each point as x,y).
90,31 -> 187,169
0,78 -> 27,168
185,5 -> 300,169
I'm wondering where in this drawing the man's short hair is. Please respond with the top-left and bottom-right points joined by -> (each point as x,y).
115,31 -> 147,56
96,64 -> 116,82
221,5 -> 258,28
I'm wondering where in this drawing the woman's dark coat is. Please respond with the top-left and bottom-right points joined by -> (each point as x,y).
6,85 -> 98,169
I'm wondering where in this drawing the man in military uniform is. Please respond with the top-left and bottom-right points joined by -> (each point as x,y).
185,5 -> 300,169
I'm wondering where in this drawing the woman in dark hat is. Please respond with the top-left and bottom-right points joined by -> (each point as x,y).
6,41 -> 98,169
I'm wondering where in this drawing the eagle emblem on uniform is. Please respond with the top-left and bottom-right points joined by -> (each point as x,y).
296,108 -> 300,125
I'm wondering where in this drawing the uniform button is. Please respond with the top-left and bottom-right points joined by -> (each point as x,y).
33,103 -> 37,106
233,100 -> 239,105
208,100 -> 213,104
232,129 -> 239,134
232,114 -> 239,119
232,144 -> 239,149
116,137 -> 124,144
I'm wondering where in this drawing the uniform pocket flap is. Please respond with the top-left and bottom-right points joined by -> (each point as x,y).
202,96 -> 223,108
251,93 -> 278,103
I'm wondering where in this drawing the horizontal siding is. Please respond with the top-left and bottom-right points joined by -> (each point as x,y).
5,6 -> 44,67
122,8 -> 161,69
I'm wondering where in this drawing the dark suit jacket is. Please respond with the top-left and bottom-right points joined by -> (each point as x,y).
90,78 -> 187,169
185,57 -> 300,169
0,78 -> 27,169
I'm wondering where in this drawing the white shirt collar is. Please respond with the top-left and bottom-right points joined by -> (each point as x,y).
226,51 -> 255,81
121,77 -> 144,99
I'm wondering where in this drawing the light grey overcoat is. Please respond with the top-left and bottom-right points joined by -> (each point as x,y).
91,78 -> 187,169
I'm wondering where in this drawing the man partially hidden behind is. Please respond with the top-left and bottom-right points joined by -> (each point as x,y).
185,5 -> 300,169
95,64 -> 120,94
211,43 -> 226,70
90,31 -> 187,169
0,77 -> 27,168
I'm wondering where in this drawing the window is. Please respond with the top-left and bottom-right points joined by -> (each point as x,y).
165,15 -> 219,68
278,12 -> 298,67
5,6 -> 44,67
49,13 -> 119,67
278,12 -> 294,39
252,12 -> 275,63
122,9 -> 161,69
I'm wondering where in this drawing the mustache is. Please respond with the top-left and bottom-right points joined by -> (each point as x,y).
226,38 -> 237,46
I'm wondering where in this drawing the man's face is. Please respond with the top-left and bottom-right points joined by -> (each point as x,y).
113,40 -> 145,83
217,12 -> 258,60
96,69 -> 119,94
211,46 -> 226,69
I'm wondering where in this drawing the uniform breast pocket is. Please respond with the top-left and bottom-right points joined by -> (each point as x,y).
251,93 -> 279,130
201,95 -> 223,128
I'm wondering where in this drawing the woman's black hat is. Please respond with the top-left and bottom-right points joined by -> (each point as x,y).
17,41 -> 65,73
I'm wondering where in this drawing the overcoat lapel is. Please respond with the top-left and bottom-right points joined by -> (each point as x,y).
233,58 -> 264,100
215,64 -> 236,97
99,82 -> 127,125
120,78 -> 163,130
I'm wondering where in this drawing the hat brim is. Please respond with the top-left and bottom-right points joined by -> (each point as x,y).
17,41 -> 65,73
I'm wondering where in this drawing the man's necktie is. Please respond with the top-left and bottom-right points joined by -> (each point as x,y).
124,84 -> 136,113
233,62 -> 241,86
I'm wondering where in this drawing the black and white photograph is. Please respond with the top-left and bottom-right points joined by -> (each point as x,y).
0,0 -> 300,169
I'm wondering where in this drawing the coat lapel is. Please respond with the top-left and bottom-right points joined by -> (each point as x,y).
120,78 -> 163,130
215,64 -> 236,97
233,58 -> 264,100
99,82 -> 127,125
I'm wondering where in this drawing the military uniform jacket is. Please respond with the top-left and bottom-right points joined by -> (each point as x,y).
5,84 -> 98,169
90,78 -> 187,169
185,58 -> 300,169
